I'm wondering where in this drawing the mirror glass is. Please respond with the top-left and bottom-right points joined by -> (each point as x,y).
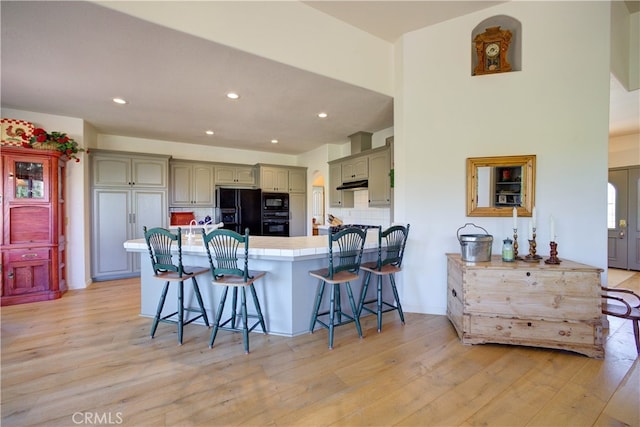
467,155 -> 536,217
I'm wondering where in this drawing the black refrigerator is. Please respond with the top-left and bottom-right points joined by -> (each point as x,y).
216,188 -> 262,235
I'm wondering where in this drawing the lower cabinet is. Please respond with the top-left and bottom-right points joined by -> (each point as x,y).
2,248 -> 51,298
446,253 -> 604,358
91,189 -> 167,280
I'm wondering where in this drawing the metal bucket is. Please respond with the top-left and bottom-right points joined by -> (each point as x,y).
457,223 -> 493,262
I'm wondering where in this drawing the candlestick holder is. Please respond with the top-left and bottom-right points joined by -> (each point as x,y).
524,228 -> 542,262
545,241 -> 562,264
512,228 -> 522,260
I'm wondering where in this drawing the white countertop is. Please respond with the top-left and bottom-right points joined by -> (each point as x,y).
124,229 -> 380,260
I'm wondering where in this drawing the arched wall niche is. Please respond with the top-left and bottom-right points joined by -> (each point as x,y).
471,15 -> 522,75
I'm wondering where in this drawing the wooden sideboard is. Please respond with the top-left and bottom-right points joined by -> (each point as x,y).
446,254 -> 604,358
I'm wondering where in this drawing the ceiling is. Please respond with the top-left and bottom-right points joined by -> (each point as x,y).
1,1 -> 637,156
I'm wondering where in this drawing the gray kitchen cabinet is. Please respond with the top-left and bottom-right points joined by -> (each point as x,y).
259,165 -> 289,192
341,156 -> 368,182
170,161 -> 215,206
90,150 -> 169,281
367,147 -> 391,206
289,192 -> 306,236
288,168 -> 306,193
92,152 -> 167,188
215,165 -> 256,186
329,161 -> 354,208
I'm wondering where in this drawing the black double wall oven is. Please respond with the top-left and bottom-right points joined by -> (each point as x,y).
262,192 -> 289,236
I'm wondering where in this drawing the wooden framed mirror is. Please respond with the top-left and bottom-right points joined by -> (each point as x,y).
466,154 -> 536,217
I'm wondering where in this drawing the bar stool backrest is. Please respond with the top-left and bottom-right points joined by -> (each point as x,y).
327,227 -> 367,279
144,226 -> 184,277
203,228 -> 250,282
377,224 -> 410,270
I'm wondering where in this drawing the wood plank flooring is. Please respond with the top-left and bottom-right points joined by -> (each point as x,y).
2,272 -> 639,427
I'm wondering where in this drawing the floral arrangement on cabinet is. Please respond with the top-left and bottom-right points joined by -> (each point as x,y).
22,128 -> 87,162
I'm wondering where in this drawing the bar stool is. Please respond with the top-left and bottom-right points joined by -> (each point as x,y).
309,227 -> 367,349
143,226 -> 210,345
357,224 -> 410,332
202,228 -> 267,354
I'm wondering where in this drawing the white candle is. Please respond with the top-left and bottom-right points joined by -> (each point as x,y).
550,216 -> 555,242
532,206 -> 537,228
528,220 -> 533,240
512,207 -> 518,229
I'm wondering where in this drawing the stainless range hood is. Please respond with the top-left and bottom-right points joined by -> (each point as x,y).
336,179 -> 368,191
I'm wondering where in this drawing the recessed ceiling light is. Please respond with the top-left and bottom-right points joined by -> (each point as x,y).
317,112 -> 328,118
226,92 -> 239,99
112,97 -> 127,105
271,139 -> 279,144
205,130 -> 214,135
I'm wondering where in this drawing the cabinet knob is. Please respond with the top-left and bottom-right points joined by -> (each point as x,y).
451,289 -> 457,297
526,272 -> 531,277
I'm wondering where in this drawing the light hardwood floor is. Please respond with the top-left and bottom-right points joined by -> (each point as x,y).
2,272 -> 639,427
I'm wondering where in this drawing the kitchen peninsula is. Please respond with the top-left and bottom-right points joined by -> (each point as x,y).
124,230 -> 383,337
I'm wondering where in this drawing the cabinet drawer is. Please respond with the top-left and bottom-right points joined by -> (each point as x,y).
466,270 -> 601,320
6,248 -> 51,262
468,316 -> 601,346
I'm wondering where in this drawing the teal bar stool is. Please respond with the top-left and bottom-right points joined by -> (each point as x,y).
309,227 -> 367,349
143,226 -> 210,345
202,228 -> 267,354
357,224 -> 410,332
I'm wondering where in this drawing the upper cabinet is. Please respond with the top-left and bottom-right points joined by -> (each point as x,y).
368,148 -> 391,206
258,165 -> 307,193
259,166 -> 289,192
215,165 -> 256,186
341,157 -> 368,182
329,161 -> 354,208
288,168 -> 306,193
92,152 -> 168,188
170,161 -> 215,206
329,145 -> 391,208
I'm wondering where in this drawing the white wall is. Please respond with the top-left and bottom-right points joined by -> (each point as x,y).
394,1 -> 611,315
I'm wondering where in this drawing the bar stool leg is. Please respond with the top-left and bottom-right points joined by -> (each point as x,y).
345,282 -> 363,338
328,284 -> 337,349
151,281 -> 170,338
210,287 -> 229,348
310,280 -> 325,332
376,275 -> 384,332
249,284 -> 267,332
240,288 -> 249,354
357,271 -> 372,317
191,277 -> 209,327
231,287 -> 238,329
389,274 -> 405,324
177,281 -> 184,345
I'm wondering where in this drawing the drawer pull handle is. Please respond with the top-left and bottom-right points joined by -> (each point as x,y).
21,253 -> 39,259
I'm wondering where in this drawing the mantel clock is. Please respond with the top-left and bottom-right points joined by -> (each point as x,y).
473,26 -> 512,75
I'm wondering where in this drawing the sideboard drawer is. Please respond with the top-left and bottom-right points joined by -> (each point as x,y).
6,248 -> 51,262
468,316 -> 603,347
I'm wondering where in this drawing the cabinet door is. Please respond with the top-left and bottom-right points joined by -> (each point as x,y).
131,158 -> 167,187
131,190 -> 167,272
215,166 -> 235,184
192,164 -> 214,205
3,248 -> 51,297
92,156 -> 132,187
289,192 -> 306,236
368,149 -> 391,206
4,154 -> 51,203
289,169 -> 306,193
329,163 -> 353,208
235,167 -> 256,186
342,157 -> 368,182
170,163 -> 193,206
91,189 -> 132,279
